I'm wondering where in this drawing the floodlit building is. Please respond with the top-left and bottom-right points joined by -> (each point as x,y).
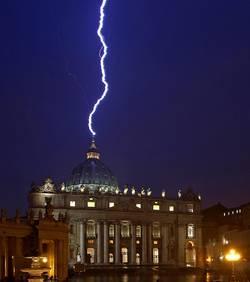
0,205 -> 68,281
203,202 -> 250,270
29,140 -> 203,268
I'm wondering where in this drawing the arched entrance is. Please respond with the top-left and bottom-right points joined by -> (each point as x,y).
87,248 -> 95,264
121,247 -> 128,264
185,241 -> 196,267
136,253 -> 140,265
153,248 -> 159,264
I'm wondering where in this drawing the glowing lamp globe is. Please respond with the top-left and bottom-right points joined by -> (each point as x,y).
225,249 -> 241,262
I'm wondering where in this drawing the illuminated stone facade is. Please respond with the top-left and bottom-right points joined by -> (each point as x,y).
0,206 -> 68,280
29,141 -> 203,268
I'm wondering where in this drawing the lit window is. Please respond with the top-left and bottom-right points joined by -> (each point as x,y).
109,240 -> 114,244
70,201 -> 75,207
187,224 -> 195,238
136,203 -> 141,209
152,224 -> 161,238
109,202 -> 115,208
136,240 -> 140,244
121,222 -> 130,238
232,211 -> 234,215
169,205 -> 175,212
109,253 -> 114,263
87,201 -> 96,208
187,204 -> 194,213
136,225 -> 142,238
228,212 -> 230,215
153,202 -> 160,211
153,241 -> 158,245
109,224 -> 115,237
86,221 -> 96,238
222,237 -> 229,245
223,212 -> 226,216
236,210 -> 238,214
239,209 -> 241,213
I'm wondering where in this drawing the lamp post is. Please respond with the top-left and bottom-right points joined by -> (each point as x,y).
225,249 -> 241,282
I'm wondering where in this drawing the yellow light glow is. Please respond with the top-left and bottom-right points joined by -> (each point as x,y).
225,249 -> 241,262
42,257 -> 48,263
206,256 -> 212,263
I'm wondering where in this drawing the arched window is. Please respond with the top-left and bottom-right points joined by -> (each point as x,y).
87,221 -> 96,238
121,222 -> 130,238
109,253 -> 114,263
185,241 -> 196,267
87,247 -> 95,264
136,253 -> 140,265
153,248 -> 159,264
121,247 -> 128,264
187,224 -> 195,238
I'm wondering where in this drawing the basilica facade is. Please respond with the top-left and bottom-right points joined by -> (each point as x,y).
29,141 -> 203,268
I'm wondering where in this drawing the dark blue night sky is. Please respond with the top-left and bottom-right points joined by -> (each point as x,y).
0,0 -> 249,213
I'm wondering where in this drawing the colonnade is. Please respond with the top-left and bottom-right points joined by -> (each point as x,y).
75,221 -> 171,265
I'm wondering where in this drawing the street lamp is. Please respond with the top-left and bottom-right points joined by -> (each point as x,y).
225,249 -> 241,281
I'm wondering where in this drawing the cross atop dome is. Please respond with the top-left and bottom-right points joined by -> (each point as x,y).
86,139 -> 100,160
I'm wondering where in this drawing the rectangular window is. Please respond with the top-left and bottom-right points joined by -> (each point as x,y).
169,205 -> 174,212
109,202 -> 115,208
152,225 -> 161,238
187,224 -> 195,238
109,224 -> 115,237
70,201 -> 75,207
87,201 -> 96,208
187,204 -> 194,213
136,203 -> 141,209
153,204 -> 160,211
136,225 -> 142,238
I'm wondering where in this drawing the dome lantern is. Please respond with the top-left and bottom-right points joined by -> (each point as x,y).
86,139 -> 100,160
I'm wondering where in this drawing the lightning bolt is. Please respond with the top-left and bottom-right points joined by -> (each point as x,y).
88,0 -> 109,137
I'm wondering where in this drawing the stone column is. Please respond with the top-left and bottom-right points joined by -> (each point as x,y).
177,223 -> 185,267
196,224 -> 203,268
115,223 -> 120,264
130,224 -> 136,264
161,224 -> 168,264
80,222 -> 86,263
15,238 -> 22,257
103,221 -> 108,264
59,239 -> 68,281
148,224 -> 152,264
142,224 -> 147,264
57,240 -> 63,280
97,221 -> 102,264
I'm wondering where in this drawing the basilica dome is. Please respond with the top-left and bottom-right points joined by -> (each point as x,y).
65,140 -> 118,193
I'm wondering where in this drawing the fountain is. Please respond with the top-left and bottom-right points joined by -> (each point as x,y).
21,256 -> 50,282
